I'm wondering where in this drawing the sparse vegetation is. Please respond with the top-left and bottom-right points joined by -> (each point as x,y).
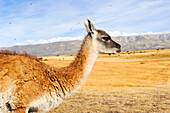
43,49 -> 170,113
38,57 -> 43,61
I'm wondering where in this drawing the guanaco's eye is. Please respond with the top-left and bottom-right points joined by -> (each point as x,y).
102,37 -> 111,41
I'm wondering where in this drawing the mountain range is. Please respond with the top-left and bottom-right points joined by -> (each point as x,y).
0,33 -> 170,56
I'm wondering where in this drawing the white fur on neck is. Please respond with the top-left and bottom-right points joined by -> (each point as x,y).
73,51 -> 98,92
73,31 -> 99,92
81,50 -> 98,84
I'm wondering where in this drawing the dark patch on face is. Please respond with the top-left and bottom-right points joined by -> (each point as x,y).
102,36 -> 111,41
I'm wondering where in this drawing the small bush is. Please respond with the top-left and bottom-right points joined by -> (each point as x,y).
39,57 -> 43,61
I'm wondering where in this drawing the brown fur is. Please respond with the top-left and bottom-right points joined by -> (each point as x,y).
0,35 -> 92,112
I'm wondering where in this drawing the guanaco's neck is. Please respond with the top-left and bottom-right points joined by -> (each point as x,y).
57,35 -> 98,95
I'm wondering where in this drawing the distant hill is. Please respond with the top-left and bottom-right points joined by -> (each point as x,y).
112,33 -> 170,52
1,40 -> 82,57
1,33 -> 170,56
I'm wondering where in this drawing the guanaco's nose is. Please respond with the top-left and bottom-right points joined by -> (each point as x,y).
116,49 -> 121,53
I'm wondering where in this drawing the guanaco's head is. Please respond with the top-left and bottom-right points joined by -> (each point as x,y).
84,18 -> 121,54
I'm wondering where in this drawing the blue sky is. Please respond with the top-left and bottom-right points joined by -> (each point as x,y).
0,0 -> 170,47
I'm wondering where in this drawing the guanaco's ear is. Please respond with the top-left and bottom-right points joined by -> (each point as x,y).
84,22 -> 89,33
87,18 -> 95,32
84,18 -> 95,33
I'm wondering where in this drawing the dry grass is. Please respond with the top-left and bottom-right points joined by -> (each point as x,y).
52,86 -> 169,113
43,49 -> 170,113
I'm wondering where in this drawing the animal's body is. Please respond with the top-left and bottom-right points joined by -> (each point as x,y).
0,18 -> 121,113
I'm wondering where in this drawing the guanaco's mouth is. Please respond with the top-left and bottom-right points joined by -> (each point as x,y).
112,49 -> 121,55
116,49 -> 121,53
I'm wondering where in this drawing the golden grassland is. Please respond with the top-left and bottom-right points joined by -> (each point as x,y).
43,49 -> 170,113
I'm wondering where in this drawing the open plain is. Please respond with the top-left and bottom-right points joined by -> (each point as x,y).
43,49 -> 170,113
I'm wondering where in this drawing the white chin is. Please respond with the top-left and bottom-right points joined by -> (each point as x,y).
99,51 -> 118,55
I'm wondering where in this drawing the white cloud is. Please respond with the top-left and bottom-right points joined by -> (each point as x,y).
139,0 -> 163,8
140,32 -> 161,35
13,43 -> 27,46
108,31 -> 162,36
23,35 -> 84,45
